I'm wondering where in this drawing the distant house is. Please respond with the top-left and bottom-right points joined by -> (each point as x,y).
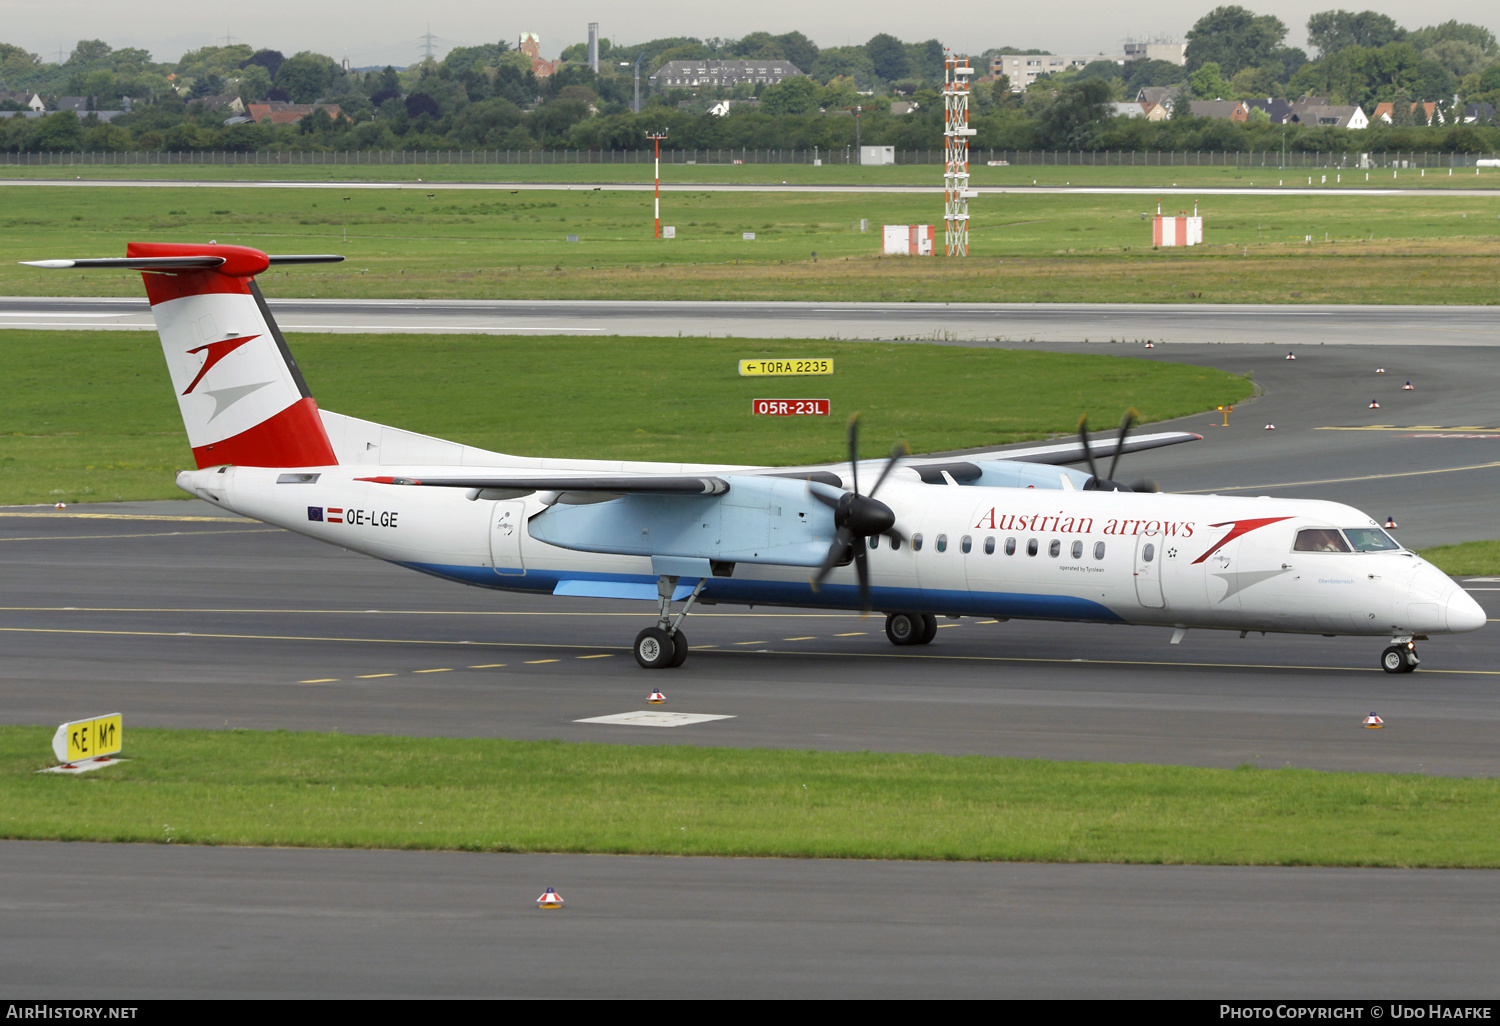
1370,101 -> 1443,125
889,100 -> 919,116
0,91 -> 44,111
192,94 -> 245,114
651,60 -> 804,89
1244,97 -> 1296,124
246,103 -> 343,125
1290,104 -> 1368,129
1135,86 -> 1180,116
1139,101 -> 1170,121
1112,101 -> 1144,118
517,33 -> 558,77
52,96 -> 90,112
707,99 -> 757,116
1463,102 -> 1495,124
1188,99 -> 1249,121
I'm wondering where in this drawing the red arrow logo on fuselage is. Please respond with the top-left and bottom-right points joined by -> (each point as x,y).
1191,517 -> 1294,564
182,335 -> 260,395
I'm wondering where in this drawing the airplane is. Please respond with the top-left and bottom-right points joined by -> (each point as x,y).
21,243 -> 1485,674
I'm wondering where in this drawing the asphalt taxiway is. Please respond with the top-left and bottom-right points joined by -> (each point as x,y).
4,336 -> 1500,995
5,295 -> 1500,345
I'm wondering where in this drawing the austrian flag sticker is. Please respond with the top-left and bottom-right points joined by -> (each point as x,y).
326,507 -> 344,523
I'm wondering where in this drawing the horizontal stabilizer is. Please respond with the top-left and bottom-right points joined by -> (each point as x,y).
20,254 -> 343,271
355,474 -> 730,496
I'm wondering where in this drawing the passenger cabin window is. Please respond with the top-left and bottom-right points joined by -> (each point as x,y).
1071,540 -> 1083,559
912,533 -> 924,552
1093,541 -> 1106,560
1294,528 -> 1352,553
1006,537 -> 1017,556
869,535 -> 878,549
936,534 -> 948,553
1142,543 -> 1156,562
1026,538 -> 1038,557
1344,528 -> 1400,552
984,536 -> 995,555
960,535 -> 972,554
890,535 -> 901,551
1048,539 -> 1061,558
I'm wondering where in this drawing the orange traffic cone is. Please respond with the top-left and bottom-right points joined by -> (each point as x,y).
1369,400 -> 1381,409
537,887 -> 565,909
1402,381 -> 1414,391
647,689 -> 666,705
1363,713 -> 1383,729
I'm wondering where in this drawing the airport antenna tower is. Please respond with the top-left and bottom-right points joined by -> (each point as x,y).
942,54 -> 975,256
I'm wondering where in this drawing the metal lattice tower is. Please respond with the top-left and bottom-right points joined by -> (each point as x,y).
943,55 -> 975,256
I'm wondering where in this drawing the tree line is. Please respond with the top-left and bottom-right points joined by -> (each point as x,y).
0,8 -> 1497,156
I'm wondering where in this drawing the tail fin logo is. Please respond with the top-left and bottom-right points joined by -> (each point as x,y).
182,334 -> 260,395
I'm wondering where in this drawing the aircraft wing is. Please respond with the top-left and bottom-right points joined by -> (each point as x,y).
355,474 -> 729,496
948,430 -> 1202,466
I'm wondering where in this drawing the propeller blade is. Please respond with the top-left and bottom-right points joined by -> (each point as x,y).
1106,408 -> 1138,482
1076,414 -> 1100,481
852,541 -> 872,613
810,527 -> 855,591
868,440 -> 910,498
846,413 -> 861,497
808,484 -> 840,510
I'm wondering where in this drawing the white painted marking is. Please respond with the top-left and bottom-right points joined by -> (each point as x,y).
574,710 -> 735,728
37,758 -> 128,774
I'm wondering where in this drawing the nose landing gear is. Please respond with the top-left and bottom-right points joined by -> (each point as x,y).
885,612 -> 938,646
1380,637 -> 1420,674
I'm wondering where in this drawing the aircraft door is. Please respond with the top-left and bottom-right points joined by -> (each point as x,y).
489,501 -> 526,576
1134,531 -> 1165,608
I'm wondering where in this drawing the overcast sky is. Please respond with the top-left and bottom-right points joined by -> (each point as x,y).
3,0 -> 1497,66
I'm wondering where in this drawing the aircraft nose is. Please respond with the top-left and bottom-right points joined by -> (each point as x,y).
1446,588 -> 1487,633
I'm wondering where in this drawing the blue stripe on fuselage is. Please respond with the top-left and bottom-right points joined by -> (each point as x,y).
392,561 -> 1125,623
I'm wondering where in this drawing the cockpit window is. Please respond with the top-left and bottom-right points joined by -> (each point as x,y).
1343,528 -> 1401,552
1293,528 -> 1352,553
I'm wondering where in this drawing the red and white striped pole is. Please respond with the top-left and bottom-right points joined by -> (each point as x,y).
646,131 -> 667,238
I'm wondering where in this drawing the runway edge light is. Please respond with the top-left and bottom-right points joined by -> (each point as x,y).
1369,400 -> 1381,409
53,502 -> 66,509
1265,423 -> 1276,430
537,887 -> 565,909
1384,516 -> 1399,529
1376,367 -> 1386,374
647,689 -> 666,705
1286,351 -> 1296,360
1364,712 -> 1384,728
1403,381 -> 1414,391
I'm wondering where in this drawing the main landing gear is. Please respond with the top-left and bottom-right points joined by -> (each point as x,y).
1380,637 -> 1420,674
634,575 -> 705,669
885,612 -> 938,647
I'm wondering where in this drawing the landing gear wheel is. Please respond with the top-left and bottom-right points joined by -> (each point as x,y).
885,612 -> 920,646
915,613 -> 939,645
1381,645 -> 1419,674
666,630 -> 689,668
634,627 -> 677,669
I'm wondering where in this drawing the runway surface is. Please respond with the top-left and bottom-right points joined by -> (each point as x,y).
5,333 -> 1500,995
4,295 -> 1499,345
3,176 -> 1496,198
4,841 -> 1497,998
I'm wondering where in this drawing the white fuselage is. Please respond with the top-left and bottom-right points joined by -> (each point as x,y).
178,462 -> 1485,638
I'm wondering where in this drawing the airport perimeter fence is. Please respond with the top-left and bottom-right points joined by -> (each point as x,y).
1,148 -> 1498,170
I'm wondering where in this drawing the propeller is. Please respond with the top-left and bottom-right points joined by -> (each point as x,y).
808,414 -> 905,613
1078,409 -> 1159,492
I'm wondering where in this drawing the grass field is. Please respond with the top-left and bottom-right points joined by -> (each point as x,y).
0,330 -> 1252,505
5,726 -> 1498,866
1414,540 -> 1500,576
2,184 -> 1497,304
3,161 -> 1497,190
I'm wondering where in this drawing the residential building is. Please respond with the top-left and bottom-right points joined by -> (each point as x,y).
0,91 -> 44,111
1123,41 -> 1187,65
1188,99 -> 1249,121
246,103 -> 343,124
1112,101 -> 1144,118
1462,102 -> 1495,124
52,96 -> 90,112
650,60 -> 804,89
1244,97 -> 1296,124
191,94 -> 245,114
1139,101 -> 1170,121
1291,104 -> 1368,129
1136,86 -> 1181,115
1370,101 -> 1443,125
992,54 -> 1125,92
519,32 -> 558,78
